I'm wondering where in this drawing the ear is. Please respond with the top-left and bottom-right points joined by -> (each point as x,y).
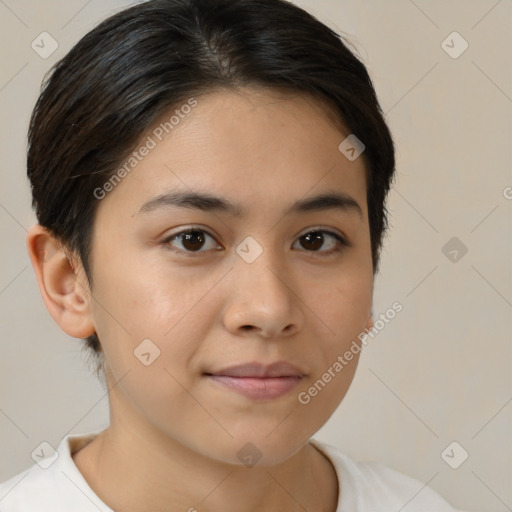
26,224 -> 96,339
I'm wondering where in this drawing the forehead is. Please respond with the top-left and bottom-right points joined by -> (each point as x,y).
96,86 -> 368,219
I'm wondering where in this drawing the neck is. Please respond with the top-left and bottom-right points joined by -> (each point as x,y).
72,421 -> 338,512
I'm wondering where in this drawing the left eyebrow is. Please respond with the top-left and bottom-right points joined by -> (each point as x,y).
137,189 -> 363,220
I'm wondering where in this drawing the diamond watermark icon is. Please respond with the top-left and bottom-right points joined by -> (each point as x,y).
441,441 -> 469,469
236,236 -> 263,263
338,134 -> 365,161
441,31 -> 468,59
237,442 -> 263,468
134,338 -> 161,366
31,32 -> 58,59
31,441 -> 58,469
39,241 -> 58,263
442,236 -> 468,263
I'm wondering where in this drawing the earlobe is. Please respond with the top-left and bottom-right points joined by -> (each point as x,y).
26,224 -> 96,339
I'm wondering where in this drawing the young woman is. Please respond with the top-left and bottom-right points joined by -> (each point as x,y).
0,0 -> 464,510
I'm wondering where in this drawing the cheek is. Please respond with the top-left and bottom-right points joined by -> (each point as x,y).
91,256 -> 206,336
89,260 -> 219,390
308,270 -> 373,337
291,271 -> 370,410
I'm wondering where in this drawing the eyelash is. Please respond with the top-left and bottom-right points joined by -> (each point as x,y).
161,226 -> 348,257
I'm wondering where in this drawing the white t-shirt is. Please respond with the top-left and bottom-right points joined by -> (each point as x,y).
0,430 -> 461,511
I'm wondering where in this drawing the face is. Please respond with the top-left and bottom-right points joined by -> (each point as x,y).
85,87 -> 374,466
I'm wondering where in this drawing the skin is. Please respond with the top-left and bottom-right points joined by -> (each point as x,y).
27,86 -> 374,512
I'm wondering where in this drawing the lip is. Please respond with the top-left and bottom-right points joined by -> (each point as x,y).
204,361 -> 305,401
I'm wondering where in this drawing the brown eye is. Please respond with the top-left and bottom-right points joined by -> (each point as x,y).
163,227 -> 346,257
163,229 -> 220,254
294,230 -> 346,255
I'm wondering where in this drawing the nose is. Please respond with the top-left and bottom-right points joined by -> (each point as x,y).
221,246 -> 305,339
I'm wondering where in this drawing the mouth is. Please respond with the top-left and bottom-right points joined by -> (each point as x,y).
204,361 -> 305,401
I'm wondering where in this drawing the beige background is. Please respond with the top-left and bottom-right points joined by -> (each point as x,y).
0,1 -> 510,510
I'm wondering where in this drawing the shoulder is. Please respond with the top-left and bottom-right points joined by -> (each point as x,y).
310,439 -> 463,512
0,431 -> 111,512
0,463 -> 57,510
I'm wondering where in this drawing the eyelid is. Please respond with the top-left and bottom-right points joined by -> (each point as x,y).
163,225 -> 348,242
162,224 -> 215,240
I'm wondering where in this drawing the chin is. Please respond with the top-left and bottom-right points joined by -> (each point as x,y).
230,432 -> 311,468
